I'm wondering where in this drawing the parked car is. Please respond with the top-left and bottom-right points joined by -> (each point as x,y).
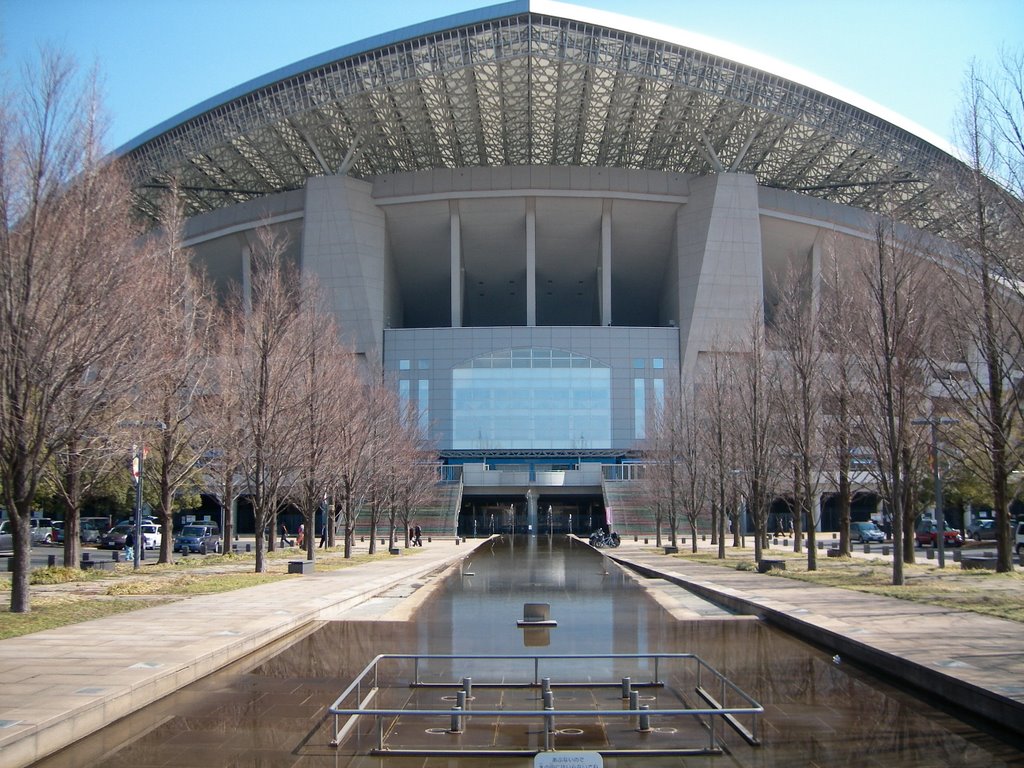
173,524 -> 221,554
99,522 -> 161,550
1016,521 -> 1024,559
51,520 -> 65,544
967,519 -> 998,542
850,521 -> 885,543
79,519 -> 104,544
0,520 -> 13,555
914,519 -> 963,548
29,517 -> 56,545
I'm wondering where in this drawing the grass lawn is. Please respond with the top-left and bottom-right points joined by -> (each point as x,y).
667,547 -> 1024,623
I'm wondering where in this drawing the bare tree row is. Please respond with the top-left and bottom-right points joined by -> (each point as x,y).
0,52 -> 437,613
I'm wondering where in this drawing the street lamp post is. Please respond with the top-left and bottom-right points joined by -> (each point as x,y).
122,420 -> 166,571
131,444 -> 144,570
912,416 -> 958,568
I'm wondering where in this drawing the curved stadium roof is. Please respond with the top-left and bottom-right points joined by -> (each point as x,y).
122,0 -> 968,234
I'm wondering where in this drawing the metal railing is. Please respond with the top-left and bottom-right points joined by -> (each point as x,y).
328,652 -> 762,757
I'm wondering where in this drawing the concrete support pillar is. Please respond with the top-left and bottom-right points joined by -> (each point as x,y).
600,199 -> 612,326
450,200 -> 463,328
526,197 -> 537,327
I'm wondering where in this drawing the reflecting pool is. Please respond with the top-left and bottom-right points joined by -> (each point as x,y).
32,536 -> 1024,767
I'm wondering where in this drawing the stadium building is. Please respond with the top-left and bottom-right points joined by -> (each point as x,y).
120,1 -> 972,537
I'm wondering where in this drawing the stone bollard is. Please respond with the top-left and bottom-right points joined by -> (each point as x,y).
246,543 -> 252,553
864,543 -> 871,554
817,540 -> 823,549
832,532 -> 838,539
953,549 -> 962,562
449,706 -> 463,733
621,677 -> 632,699
638,704 -> 652,733
629,689 -> 639,710
82,552 -> 90,562
644,538 -> 649,544
882,546 -> 890,556
926,549 -> 935,560
634,535 -> 638,542
47,554 -> 57,567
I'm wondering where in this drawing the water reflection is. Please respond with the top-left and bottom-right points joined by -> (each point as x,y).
33,536 -> 1024,767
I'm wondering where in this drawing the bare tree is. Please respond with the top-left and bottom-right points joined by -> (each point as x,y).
362,381 -> 406,554
0,52 -> 153,612
332,355 -> 375,559
695,349 -> 739,560
734,310 -> 782,564
647,381 -> 709,552
820,252 -> 862,556
204,315 -> 246,554
293,289 -> 348,563
232,228 -> 306,573
136,191 -> 216,563
769,258 -> 828,569
852,217 -> 939,585
936,54 -> 1024,572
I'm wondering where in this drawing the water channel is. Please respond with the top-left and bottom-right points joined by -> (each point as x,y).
33,536 -> 1024,767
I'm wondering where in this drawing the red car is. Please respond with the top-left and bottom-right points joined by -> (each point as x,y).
914,520 -> 963,548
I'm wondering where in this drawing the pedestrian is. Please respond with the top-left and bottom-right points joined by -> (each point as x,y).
124,530 -> 135,563
280,523 -> 292,547
297,523 -> 305,548
414,524 -> 422,546
319,522 -> 328,548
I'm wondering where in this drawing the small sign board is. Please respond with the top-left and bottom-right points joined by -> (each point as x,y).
535,752 -> 603,768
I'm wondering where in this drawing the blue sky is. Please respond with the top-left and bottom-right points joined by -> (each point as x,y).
2,0 -> 1021,154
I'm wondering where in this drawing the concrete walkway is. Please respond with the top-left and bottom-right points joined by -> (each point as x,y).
0,539 -> 476,768
606,540 -> 1024,739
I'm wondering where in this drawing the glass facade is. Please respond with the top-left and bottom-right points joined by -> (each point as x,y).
452,348 -> 611,449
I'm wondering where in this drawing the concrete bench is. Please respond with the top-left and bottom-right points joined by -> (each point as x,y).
663,545 -> 678,554
80,559 -> 116,571
961,556 -> 998,571
757,559 -> 786,573
287,560 -> 315,575
826,548 -> 843,558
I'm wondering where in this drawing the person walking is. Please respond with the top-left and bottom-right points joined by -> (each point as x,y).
280,523 -> 292,547
414,524 -> 422,546
297,523 -> 305,548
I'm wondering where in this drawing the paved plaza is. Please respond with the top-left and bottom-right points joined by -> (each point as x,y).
0,536 -> 1021,766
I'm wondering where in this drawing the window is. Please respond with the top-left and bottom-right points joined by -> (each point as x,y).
453,348 -> 611,449
418,380 -> 429,433
634,378 -> 646,439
